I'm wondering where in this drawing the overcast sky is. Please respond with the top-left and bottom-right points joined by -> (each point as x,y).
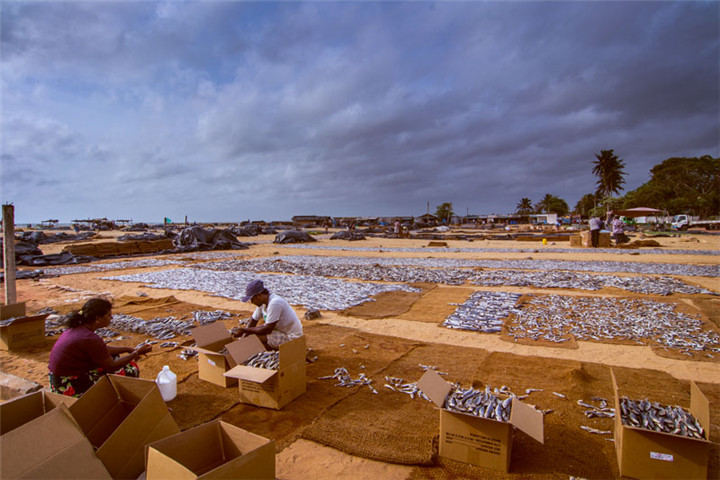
1,1 -> 718,224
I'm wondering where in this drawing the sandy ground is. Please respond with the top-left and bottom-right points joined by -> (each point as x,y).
2,226 -> 719,478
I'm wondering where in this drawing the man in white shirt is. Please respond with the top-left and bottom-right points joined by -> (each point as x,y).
234,279 -> 303,349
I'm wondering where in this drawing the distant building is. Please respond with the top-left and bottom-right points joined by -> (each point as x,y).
291,215 -> 332,227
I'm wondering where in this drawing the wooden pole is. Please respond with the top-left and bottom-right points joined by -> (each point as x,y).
3,204 -> 17,305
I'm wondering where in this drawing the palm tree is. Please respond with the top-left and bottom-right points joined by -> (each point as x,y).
515,198 -> 533,215
592,149 -> 627,198
536,194 -> 557,213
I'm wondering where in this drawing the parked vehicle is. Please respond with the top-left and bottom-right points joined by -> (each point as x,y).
671,214 -> 720,231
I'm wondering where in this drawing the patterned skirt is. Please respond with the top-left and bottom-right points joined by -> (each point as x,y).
49,360 -> 140,398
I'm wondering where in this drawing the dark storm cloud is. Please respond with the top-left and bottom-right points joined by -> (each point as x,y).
1,1 -> 717,222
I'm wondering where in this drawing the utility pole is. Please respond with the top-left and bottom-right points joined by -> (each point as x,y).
3,204 -> 17,305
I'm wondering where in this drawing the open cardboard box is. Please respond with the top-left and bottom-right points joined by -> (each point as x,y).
0,403 -> 111,479
0,302 -> 48,351
223,335 -> 306,410
69,374 -> 180,479
610,369 -> 712,479
145,420 -> 275,479
417,369 -> 544,472
190,322 -> 248,387
0,389 -> 77,435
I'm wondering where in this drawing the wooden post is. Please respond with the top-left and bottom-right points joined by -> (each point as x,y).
3,204 -> 17,305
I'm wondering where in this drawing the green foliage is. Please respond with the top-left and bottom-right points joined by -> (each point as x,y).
434,202 -> 454,223
573,193 -> 600,217
592,149 -> 627,198
534,194 -> 569,216
622,156 -> 719,217
515,197 -> 534,215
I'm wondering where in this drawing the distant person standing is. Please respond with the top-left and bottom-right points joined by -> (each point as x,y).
611,216 -> 627,245
588,216 -> 602,248
394,220 -> 401,238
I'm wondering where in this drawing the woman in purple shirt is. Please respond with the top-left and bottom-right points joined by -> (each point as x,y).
48,298 -> 152,397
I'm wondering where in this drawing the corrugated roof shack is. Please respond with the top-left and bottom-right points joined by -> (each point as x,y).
291,216 -> 332,228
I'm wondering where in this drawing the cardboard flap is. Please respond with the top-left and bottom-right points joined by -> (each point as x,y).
0,313 -> 49,327
0,390 -> 45,435
690,380 -> 710,437
417,370 -> 452,408
226,335 -> 266,366
0,302 -> 26,320
224,365 -> 278,383
510,398 -> 544,444
278,335 -> 306,369
190,323 -> 231,349
188,346 -> 227,357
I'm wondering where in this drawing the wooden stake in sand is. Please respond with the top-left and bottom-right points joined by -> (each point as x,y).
3,203 -> 17,304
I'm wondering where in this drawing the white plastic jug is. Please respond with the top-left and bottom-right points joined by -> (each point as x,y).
155,365 -> 177,402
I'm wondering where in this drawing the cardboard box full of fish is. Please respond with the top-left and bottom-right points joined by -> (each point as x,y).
223,334 -> 307,410
417,369 -> 544,472
610,369 -> 712,480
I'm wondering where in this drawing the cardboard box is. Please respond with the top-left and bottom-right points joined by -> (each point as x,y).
69,374 -> 180,479
578,230 -> 611,248
145,420 -> 275,479
610,370 -> 712,479
0,302 -> 48,350
0,389 -> 77,435
417,369 -> 544,472
0,403 -> 111,479
190,323 -> 249,387
224,335 -> 306,410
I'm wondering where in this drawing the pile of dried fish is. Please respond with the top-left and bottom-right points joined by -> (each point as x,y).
468,270 -> 712,295
619,397 -> 705,439
194,258 -> 473,286
578,397 -> 615,418
282,243 -> 720,259
443,291 -> 523,332
383,376 -> 430,401
507,295 -> 720,355
109,313 -> 194,340
242,350 -> 280,369
179,348 -> 198,360
192,310 -> 234,325
445,384 -> 513,422
105,268 -> 420,311
269,251 -> 719,277
319,367 -> 378,393
43,258 -> 185,276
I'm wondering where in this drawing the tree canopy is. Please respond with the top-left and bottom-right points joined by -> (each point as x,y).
434,202 -> 454,223
534,194 -> 569,216
592,149 -> 627,198
622,156 -> 719,217
515,197 -> 534,215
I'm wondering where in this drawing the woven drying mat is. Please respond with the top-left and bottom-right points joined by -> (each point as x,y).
220,324 -> 420,452
397,285 -> 475,324
302,341 -> 492,465
165,374 -> 240,430
340,283 -> 436,319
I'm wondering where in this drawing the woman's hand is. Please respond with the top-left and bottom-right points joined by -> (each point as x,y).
136,344 -> 152,356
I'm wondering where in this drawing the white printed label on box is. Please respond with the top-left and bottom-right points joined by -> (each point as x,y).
207,358 -> 216,366
650,452 -> 673,462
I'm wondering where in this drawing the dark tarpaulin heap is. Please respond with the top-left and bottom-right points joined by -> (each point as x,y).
168,226 -> 250,252
274,230 -> 317,244
330,231 -> 366,241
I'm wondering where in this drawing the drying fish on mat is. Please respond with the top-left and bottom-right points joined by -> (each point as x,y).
319,367 -> 377,393
44,258 -> 184,276
619,397 -> 705,439
506,295 -> 720,354
262,251 -> 720,277
384,376 -> 431,401
178,348 -> 198,360
104,269 -> 420,311
191,310 -> 234,325
443,291 -> 523,333
580,426 -> 611,435
577,398 -> 615,418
